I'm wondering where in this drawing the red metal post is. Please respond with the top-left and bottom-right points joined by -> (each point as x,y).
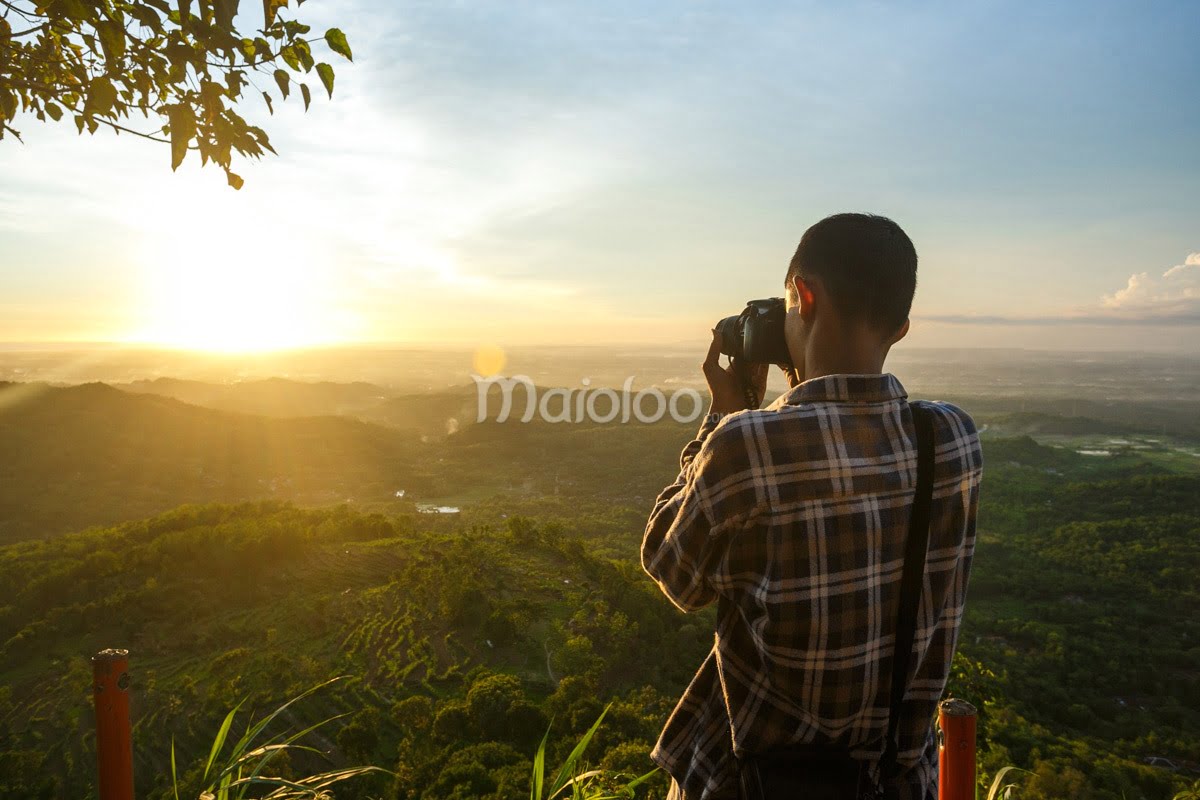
938,698 -> 977,800
92,648 -> 134,800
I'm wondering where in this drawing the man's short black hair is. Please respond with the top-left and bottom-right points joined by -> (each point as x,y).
786,213 -> 917,334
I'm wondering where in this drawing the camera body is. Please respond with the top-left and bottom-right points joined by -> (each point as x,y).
715,298 -> 792,367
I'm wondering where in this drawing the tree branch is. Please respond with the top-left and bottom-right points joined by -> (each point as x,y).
87,114 -> 172,143
0,0 -> 45,22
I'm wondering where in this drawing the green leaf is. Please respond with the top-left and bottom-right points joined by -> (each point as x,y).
166,103 -> 196,171
280,44 -> 300,71
295,39 -> 314,71
226,70 -> 244,98
225,170 -> 244,190
129,4 -> 163,31
272,69 -> 289,99
0,89 -> 16,121
315,62 -> 334,98
324,28 -> 352,61
45,102 -> 63,121
84,77 -> 118,116
199,80 -> 226,121
247,125 -> 275,154
214,0 -> 239,30
300,83 -> 311,111
262,0 -> 286,27
97,20 -> 126,63
262,91 -> 273,115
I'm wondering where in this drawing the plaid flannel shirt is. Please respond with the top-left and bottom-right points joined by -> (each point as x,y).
642,373 -> 982,800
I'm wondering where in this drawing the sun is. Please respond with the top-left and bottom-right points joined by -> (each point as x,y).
131,214 -> 345,353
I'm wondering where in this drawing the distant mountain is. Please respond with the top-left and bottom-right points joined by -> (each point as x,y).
0,380 -> 690,545
358,384 -> 484,434
119,376 -> 392,418
119,377 -> 493,438
0,382 -> 423,543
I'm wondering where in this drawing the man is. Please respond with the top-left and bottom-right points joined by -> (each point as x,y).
642,213 -> 982,800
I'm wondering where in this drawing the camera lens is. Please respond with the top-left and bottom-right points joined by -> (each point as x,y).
715,315 -> 744,359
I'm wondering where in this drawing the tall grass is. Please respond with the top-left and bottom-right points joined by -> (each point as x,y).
1174,781 -> 1200,800
986,766 -> 1025,800
172,677 -> 387,800
529,704 -> 659,800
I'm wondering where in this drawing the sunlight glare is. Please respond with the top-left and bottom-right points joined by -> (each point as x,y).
132,216 -> 344,352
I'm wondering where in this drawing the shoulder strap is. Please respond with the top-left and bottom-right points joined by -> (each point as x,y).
878,403 -> 937,782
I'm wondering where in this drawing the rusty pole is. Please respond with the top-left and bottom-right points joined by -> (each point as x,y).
938,698 -> 977,800
92,648 -> 134,800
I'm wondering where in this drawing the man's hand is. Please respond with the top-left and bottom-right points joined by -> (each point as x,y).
702,331 -> 768,414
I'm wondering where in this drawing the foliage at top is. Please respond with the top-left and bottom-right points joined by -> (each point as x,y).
0,0 -> 353,187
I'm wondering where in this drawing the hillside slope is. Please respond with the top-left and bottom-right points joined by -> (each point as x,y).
0,381 -> 694,544
0,502 -> 705,799
0,382 -> 421,542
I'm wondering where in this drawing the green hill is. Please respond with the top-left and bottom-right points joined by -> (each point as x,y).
0,463 -> 1197,798
0,381 -> 695,546
1,382 -> 1198,799
0,502 -> 705,799
0,382 -> 428,543
119,377 -> 392,418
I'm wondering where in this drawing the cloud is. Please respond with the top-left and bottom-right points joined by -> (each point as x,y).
926,253 -> 1200,326
1100,253 -> 1200,318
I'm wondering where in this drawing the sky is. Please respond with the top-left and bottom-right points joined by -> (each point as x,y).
1,0 -> 1198,352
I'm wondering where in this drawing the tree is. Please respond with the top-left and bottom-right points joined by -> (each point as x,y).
466,672 -> 524,741
335,707 -> 381,761
0,0 -> 353,188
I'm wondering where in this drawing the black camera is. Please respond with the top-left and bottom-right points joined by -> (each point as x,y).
715,298 -> 792,367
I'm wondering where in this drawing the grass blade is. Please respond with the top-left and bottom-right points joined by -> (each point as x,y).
220,711 -> 350,782
224,676 -> 345,768
531,724 -> 550,800
547,704 -> 610,799
624,768 -> 660,792
204,701 -> 243,782
988,766 -> 1025,800
171,737 -> 180,800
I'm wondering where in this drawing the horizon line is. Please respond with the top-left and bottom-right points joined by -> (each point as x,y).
0,340 -> 1198,357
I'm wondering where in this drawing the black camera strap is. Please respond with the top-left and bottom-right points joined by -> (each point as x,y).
877,403 -> 937,785
733,358 -> 762,410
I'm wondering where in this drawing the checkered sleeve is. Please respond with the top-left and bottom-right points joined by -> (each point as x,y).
642,413 -> 744,612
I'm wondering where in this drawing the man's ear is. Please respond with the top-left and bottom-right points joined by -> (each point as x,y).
887,318 -> 911,346
792,276 -> 816,322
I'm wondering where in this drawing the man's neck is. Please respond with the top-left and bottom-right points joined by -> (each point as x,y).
802,325 -> 890,382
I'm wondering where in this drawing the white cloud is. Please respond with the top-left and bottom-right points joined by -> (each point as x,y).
1102,253 -> 1200,319
1163,252 -> 1200,279
925,252 -> 1200,328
